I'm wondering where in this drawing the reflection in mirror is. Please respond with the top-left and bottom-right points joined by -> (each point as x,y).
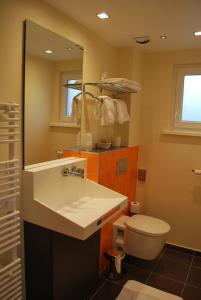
24,20 -> 83,167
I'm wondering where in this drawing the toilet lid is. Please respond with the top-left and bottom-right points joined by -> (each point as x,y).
126,214 -> 170,237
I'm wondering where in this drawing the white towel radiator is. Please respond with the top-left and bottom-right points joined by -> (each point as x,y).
0,102 -> 23,299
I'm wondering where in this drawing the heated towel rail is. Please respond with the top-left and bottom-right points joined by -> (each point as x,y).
0,102 -> 23,299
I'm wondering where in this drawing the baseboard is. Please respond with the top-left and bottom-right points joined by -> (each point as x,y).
165,243 -> 201,256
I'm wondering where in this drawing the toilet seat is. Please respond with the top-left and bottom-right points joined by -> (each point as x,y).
126,214 -> 170,237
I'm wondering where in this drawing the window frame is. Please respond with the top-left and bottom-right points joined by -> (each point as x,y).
60,70 -> 82,123
173,64 -> 201,131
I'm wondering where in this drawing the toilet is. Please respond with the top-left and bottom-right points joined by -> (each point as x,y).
113,215 -> 170,260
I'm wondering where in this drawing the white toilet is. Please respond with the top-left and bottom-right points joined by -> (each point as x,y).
113,215 -> 170,260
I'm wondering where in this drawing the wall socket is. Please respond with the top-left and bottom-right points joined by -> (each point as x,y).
138,169 -> 147,182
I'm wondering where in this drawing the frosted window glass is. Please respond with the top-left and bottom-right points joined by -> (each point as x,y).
66,79 -> 79,116
182,75 -> 201,122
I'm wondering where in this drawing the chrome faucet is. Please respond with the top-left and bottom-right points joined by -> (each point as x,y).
62,166 -> 85,178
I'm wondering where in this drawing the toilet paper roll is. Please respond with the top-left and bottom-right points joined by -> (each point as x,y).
130,201 -> 141,214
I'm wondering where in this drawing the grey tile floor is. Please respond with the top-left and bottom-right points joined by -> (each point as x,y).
88,245 -> 201,300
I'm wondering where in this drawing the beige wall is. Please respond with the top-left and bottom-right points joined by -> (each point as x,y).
138,49 -> 201,251
25,55 -> 53,164
115,47 -> 143,146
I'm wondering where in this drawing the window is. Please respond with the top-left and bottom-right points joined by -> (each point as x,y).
181,75 -> 201,122
60,71 -> 81,123
174,64 -> 201,131
65,79 -> 80,117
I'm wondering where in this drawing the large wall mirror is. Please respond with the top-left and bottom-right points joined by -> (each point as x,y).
23,20 -> 83,167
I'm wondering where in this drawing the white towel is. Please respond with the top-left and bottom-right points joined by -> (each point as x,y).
72,94 -> 82,124
94,99 -> 102,120
116,99 -> 129,124
98,96 -> 116,126
100,78 -> 141,92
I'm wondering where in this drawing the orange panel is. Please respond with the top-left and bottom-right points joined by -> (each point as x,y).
63,150 -> 80,158
87,173 -> 98,182
99,152 -> 115,176
115,148 -> 129,157
80,153 -> 99,174
128,146 -> 139,166
99,171 -> 115,190
98,151 -> 116,189
114,173 -> 129,196
80,153 -> 99,182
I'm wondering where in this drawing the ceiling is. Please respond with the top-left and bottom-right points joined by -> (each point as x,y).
44,0 -> 201,52
26,20 -> 83,61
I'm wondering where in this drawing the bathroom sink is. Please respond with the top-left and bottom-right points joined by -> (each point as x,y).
23,157 -> 127,240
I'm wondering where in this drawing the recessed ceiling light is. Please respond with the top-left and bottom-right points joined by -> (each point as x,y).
67,47 -> 73,51
96,12 -> 110,19
160,35 -> 167,39
45,49 -> 53,54
194,31 -> 201,36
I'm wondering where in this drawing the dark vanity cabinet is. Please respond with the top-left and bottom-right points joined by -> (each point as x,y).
24,222 -> 100,300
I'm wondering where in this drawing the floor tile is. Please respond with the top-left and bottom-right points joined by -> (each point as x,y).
154,257 -> 189,282
162,248 -> 193,265
124,263 -> 150,285
192,256 -> 201,269
91,281 -> 122,300
187,267 -> 201,288
103,263 -> 150,287
87,278 -> 106,299
125,255 -> 158,271
147,273 -> 184,296
182,284 -> 201,300
90,247 -> 201,300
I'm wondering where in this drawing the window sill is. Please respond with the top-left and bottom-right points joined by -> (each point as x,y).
162,129 -> 201,137
49,122 -> 80,128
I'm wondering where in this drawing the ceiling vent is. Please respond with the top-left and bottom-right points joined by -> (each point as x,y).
134,36 -> 150,44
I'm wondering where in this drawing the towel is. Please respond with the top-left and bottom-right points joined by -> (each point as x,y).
116,99 -> 129,124
94,99 -> 102,120
72,94 -> 82,124
98,95 -> 116,126
99,78 -> 141,92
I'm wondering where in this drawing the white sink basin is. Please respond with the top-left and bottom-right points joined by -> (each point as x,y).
23,158 -> 127,240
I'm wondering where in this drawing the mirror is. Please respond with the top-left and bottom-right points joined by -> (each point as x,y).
23,20 -> 83,167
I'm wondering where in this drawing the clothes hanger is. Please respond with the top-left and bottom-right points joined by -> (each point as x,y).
73,91 -> 101,102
